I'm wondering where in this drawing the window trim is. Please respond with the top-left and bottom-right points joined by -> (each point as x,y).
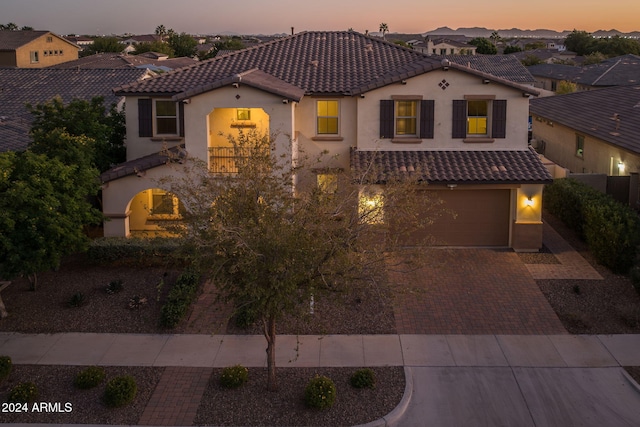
380,97 -> 434,142
315,99 -> 340,138
575,134 -> 585,158
452,97 -> 506,142
155,100 -> 178,136
148,189 -> 183,220
30,51 -> 39,63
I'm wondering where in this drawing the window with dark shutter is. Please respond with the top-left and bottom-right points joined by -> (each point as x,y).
138,99 -> 153,137
491,100 -> 507,139
380,100 -> 394,138
179,102 -> 185,137
452,100 -> 467,138
419,100 -> 435,139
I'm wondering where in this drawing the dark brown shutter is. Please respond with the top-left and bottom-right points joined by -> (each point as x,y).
178,101 -> 185,137
419,100 -> 434,139
380,100 -> 394,138
138,98 -> 153,137
452,100 -> 467,138
492,99 -> 507,139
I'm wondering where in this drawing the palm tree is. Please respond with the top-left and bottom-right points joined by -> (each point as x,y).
379,23 -> 389,40
490,31 -> 501,48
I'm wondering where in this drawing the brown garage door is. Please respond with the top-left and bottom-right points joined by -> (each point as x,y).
407,189 -> 511,246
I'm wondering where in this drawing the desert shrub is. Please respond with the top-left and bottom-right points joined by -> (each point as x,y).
350,368 -> 376,389
160,269 -> 200,328
304,375 -> 336,409
0,355 -> 12,381
104,375 -> 137,407
8,382 -> 39,403
544,178 -> 640,273
220,365 -> 249,388
105,279 -> 124,294
68,292 -> 85,307
74,366 -> 106,389
128,295 -> 148,309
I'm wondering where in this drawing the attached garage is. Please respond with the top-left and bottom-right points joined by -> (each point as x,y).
350,148 -> 553,251
424,189 -> 511,246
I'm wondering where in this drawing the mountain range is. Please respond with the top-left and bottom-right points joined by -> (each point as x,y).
421,26 -> 640,39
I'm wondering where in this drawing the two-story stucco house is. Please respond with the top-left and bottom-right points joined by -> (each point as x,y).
0,31 -> 79,68
101,31 -> 551,251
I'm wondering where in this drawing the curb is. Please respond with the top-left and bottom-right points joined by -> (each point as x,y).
355,366 -> 414,427
621,367 -> 640,394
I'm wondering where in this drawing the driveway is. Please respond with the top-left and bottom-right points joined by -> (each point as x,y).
389,248 -> 567,334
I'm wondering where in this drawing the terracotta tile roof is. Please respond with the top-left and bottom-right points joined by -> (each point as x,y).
528,54 -> 640,87
0,68 -> 149,152
114,31 -> 539,99
115,31 -> 442,96
49,53 -> 197,71
530,85 -> 640,155
0,30 -> 78,51
350,147 -> 552,184
100,145 -> 187,183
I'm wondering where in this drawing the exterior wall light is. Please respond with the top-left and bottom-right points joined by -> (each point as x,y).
524,197 -> 534,207
618,162 -> 625,173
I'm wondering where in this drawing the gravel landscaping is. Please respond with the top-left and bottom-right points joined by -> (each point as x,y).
1,210 -> 640,425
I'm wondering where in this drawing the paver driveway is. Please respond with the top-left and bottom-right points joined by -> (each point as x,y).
389,248 -> 567,335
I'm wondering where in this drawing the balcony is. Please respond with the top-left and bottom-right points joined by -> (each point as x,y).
208,146 -> 270,174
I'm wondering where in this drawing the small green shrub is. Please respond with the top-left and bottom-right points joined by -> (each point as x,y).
220,365 -> 249,389
350,368 -> 376,389
87,237 -> 182,265
304,375 -> 336,409
74,366 -> 106,389
104,375 -> 137,407
160,269 -> 200,328
68,292 -> 85,308
0,355 -> 12,381
8,382 -> 39,403
106,279 -> 124,294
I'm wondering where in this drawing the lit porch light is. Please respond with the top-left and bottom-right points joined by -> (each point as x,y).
524,197 -> 535,207
618,161 -> 625,173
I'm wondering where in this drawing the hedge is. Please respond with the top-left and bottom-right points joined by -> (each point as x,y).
544,178 -> 640,273
160,269 -> 200,328
87,237 -> 183,265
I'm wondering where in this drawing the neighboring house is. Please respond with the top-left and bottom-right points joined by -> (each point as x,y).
50,52 -> 197,72
511,49 -> 577,65
0,68 -> 151,152
64,35 -> 94,50
444,55 -> 536,85
426,38 -> 477,55
528,54 -> 640,91
101,31 -> 550,251
0,30 -> 80,68
530,85 -> 640,177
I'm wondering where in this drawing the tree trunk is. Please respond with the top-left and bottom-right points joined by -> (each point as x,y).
0,281 -> 10,319
263,315 -> 277,391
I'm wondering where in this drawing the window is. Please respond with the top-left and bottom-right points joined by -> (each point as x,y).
317,173 -> 338,194
155,100 -> 177,135
237,108 -> 251,121
452,98 -> 507,140
440,48 -> 447,55
576,134 -> 584,158
30,51 -> 39,63
149,189 -> 184,219
380,99 -> 434,140
46,36 -> 53,43
467,100 -> 488,136
316,100 -> 339,135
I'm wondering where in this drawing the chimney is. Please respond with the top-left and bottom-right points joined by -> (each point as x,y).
291,27 -> 294,35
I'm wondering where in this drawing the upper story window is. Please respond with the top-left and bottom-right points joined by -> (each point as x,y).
137,99 -> 183,139
380,97 -> 434,142
576,134 -> 584,158
316,100 -> 339,135
30,51 -> 39,63
46,36 -> 53,43
237,108 -> 251,121
452,97 -> 507,141
395,100 -> 418,136
155,100 -> 178,135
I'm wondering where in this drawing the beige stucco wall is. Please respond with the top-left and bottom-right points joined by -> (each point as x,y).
356,68 -> 532,151
532,116 -> 640,176
11,34 -> 79,68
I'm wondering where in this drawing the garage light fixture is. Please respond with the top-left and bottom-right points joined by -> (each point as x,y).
524,197 -> 535,207
618,161 -> 625,173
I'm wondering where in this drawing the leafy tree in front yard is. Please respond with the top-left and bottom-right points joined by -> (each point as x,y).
84,36 -> 124,55
28,96 -> 126,172
162,130 -> 442,391
0,150 -> 102,290
167,32 -> 197,58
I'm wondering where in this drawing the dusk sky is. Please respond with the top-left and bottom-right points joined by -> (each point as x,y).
1,0 -> 639,35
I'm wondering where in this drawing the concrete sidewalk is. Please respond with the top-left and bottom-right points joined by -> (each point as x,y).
2,332 -> 640,369
3,332 -> 640,426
